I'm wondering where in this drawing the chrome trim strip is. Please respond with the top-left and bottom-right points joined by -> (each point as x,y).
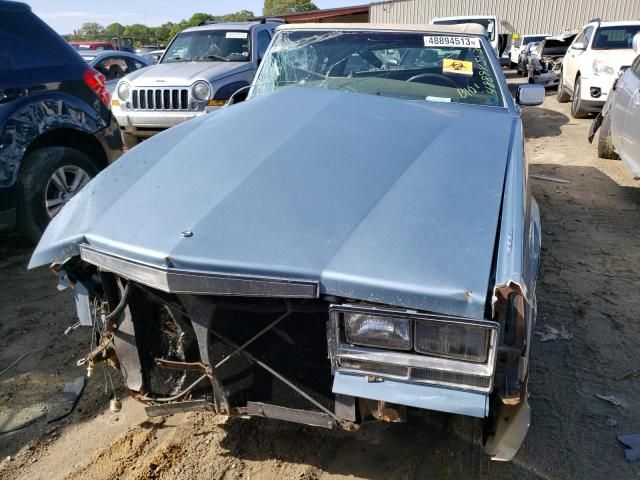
328,304 -> 499,393
79,244 -> 319,298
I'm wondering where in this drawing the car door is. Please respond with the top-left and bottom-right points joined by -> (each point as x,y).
620,57 -> 640,175
610,65 -> 636,153
565,27 -> 593,91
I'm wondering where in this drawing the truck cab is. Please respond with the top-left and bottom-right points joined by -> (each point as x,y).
432,15 -> 499,54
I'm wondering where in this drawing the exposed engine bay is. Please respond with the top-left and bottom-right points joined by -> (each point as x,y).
53,248 -> 532,460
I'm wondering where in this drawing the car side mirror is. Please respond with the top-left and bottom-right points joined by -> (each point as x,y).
226,85 -> 251,106
572,42 -> 586,51
633,32 -> 640,54
516,84 -> 545,107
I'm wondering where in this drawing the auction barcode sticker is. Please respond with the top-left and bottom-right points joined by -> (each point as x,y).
226,32 -> 248,39
424,36 -> 481,48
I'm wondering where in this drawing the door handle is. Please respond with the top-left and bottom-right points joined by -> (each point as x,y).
633,96 -> 640,107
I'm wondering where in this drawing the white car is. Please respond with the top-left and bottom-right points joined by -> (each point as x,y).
509,34 -> 549,67
557,20 -> 640,118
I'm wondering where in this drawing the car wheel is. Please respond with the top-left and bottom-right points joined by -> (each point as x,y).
16,146 -> 98,243
556,71 -> 570,103
571,77 -> 588,119
122,132 -> 141,150
597,113 -> 620,160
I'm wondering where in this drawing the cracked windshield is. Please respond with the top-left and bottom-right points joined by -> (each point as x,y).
252,30 -> 502,106
162,30 -> 250,62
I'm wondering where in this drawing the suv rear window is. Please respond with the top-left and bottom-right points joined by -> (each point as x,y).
0,10 -> 82,71
592,25 -> 640,50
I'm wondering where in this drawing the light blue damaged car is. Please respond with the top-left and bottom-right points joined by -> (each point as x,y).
31,23 -> 544,461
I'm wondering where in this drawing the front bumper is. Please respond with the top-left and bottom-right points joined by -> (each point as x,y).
532,70 -> 560,87
579,74 -> 617,109
113,107 -> 220,138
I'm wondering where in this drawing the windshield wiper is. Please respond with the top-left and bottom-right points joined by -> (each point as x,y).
207,55 -> 230,62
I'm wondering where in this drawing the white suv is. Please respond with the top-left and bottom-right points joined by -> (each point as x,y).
558,20 -> 640,118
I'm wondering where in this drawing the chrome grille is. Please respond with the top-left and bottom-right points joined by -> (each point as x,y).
131,88 -> 190,110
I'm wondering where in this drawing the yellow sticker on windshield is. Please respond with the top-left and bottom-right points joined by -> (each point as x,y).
443,59 -> 473,76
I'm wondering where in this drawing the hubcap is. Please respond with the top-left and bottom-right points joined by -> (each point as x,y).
45,166 -> 91,218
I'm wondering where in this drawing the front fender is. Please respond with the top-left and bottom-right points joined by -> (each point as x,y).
0,91 -> 108,188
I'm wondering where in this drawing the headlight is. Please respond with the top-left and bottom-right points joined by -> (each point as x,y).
344,313 -> 411,350
593,60 -> 615,76
192,81 -> 211,101
414,320 -> 490,363
117,82 -> 130,100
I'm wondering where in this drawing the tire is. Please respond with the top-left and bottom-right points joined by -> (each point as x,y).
556,70 -> 570,103
122,132 -> 141,150
597,114 -> 620,160
571,76 -> 588,119
16,147 -> 99,243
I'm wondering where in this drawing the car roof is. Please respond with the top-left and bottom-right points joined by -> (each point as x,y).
0,1 -> 30,12
183,21 -> 279,33
433,15 -> 496,20
277,22 -> 487,36
587,20 -> 640,28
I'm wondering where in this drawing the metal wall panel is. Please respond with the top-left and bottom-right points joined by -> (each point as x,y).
370,0 -> 640,35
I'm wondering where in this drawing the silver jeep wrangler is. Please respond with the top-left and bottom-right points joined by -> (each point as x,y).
111,20 -> 280,147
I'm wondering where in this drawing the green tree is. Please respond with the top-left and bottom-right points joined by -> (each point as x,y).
155,22 -> 175,43
104,22 -> 125,36
187,12 -> 216,27
263,0 -> 317,16
220,10 -> 255,21
123,23 -> 148,38
78,22 -> 105,38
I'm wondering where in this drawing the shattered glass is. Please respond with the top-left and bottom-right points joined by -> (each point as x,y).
251,30 -> 503,107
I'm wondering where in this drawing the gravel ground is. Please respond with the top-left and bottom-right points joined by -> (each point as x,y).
1,71 -> 640,479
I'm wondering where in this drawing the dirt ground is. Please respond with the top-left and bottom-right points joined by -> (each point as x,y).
1,71 -> 640,480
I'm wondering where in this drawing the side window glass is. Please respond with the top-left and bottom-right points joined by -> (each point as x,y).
584,27 -> 594,45
127,58 -> 146,71
257,30 -> 272,59
96,57 -> 129,80
633,56 -> 640,76
573,31 -> 586,47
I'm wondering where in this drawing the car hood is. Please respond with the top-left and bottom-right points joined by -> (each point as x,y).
124,61 -> 251,86
590,49 -> 638,69
31,87 -> 515,319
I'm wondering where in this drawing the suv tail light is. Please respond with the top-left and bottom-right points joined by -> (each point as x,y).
83,68 -> 110,107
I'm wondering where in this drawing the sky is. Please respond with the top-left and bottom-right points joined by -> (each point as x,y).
26,0 -> 362,34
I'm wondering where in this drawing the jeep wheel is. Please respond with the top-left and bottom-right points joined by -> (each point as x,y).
597,113 -> 619,160
17,146 -> 98,243
571,77 -> 588,119
556,71 -> 570,103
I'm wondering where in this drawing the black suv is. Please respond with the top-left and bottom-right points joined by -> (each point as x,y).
0,1 -> 123,242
